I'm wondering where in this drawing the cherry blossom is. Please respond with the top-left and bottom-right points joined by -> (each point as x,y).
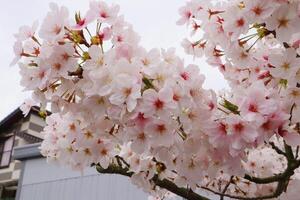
265,4 -> 299,42
39,3 -> 69,41
20,98 -> 36,116
244,0 -> 278,23
141,87 -> 176,118
268,48 -> 300,79
12,1 -> 300,199
14,21 -> 39,41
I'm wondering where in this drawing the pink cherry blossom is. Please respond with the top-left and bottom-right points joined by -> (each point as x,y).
223,6 -> 249,40
14,1 -> 300,199
10,41 -> 23,66
268,48 -> 300,79
265,4 -> 299,42
141,87 -> 176,117
89,1 -> 120,24
244,0 -> 278,23
39,3 -> 69,41
20,98 -> 36,116
14,21 -> 39,41
109,74 -> 141,112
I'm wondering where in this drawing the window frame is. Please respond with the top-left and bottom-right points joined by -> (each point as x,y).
0,135 -> 15,169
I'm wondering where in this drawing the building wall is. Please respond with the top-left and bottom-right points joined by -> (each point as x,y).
0,136 -> 25,184
0,153 -> 22,184
0,111 -> 44,185
19,158 -> 151,200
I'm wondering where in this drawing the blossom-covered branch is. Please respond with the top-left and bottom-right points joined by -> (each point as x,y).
94,163 -> 210,200
13,0 -> 300,199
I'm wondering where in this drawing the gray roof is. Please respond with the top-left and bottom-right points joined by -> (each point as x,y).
0,106 -> 42,133
13,143 -> 42,161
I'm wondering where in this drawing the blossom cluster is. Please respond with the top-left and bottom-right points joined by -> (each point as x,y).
178,0 -> 300,198
14,0 -> 300,199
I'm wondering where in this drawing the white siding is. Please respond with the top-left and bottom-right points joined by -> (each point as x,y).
19,158 -> 150,200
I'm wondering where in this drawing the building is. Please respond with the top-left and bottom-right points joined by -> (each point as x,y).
0,107 -> 45,200
0,107 -> 194,200
0,108 -> 155,200
14,143 -> 149,200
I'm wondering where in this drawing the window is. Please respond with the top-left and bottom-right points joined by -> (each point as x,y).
0,136 -> 14,168
0,183 -> 17,200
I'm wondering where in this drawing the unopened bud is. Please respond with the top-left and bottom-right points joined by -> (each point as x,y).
222,99 -> 240,115
75,12 -> 81,24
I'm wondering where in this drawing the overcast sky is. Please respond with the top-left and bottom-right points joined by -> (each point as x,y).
0,0 -> 226,120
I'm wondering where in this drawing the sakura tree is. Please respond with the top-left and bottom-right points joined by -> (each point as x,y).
13,0 -> 300,199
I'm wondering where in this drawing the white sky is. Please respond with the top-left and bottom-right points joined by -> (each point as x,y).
0,0 -> 226,120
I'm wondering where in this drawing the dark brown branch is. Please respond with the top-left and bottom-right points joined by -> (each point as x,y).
243,160 -> 299,184
241,104 -> 299,192
95,163 -> 134,177
115,155 -> 130,168
269,142 -> 286,156
201,185 -> 285,200
220,176 -> 233,200
284,141 -> 295,161
241,144 -> 300,199
68,67 -> 83,78
244,142 -> 299,185
152,175 -> 210,200
295,146 -> 299,159
94,142 -> 300,200
201,141 -> 300,200
95,164 -> 210,200
244,173 -> 285,184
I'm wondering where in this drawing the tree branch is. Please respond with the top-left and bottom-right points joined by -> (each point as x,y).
94,164 -> 210,200
94,142 -> 300,200
152,175 -> 210,200
201,185 -> 287,200
269,142 -> 286,156
220,176 -> 233,200
240,143 -> 300,199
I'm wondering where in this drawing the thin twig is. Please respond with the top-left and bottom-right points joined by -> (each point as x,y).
220,176 -> 233,200
269,142 -> 286,156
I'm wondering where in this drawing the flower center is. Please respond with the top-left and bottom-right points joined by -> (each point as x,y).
100,148 -> 108,156
252,6 -> 263,16
219,122 -> 227,135
38,71 -> 46,79
53,63 -> 62,70
156,124 -> 166,134
234,123 -> 244,133
154,99 -> 164,110
100,11 -> 108,18
248,103 -> 258,113
53,25 -> 62,35
281,62 -> 290,70
84,148 -> 92,156
278,18 -> 289,28
123,88 -> 132,97
137,132 -> 146,141
61,52 -> 70,61
236,18 -> 245,27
